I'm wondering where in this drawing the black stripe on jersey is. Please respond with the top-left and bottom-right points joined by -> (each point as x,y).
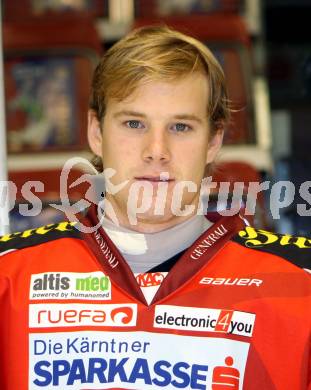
0,222 -> 81,254
233,226 -> 311,272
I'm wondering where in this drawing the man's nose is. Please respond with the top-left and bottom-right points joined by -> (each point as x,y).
141,128 -> 171,163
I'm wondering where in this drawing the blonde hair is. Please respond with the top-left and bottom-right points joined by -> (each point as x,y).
89,25 -> 230,171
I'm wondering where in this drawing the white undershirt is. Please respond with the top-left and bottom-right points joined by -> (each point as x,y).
101,216 -> 212,273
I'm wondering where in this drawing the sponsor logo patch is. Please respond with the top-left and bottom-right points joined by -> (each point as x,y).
190,225 -> 228,260
154,305 -> 255,337
29,303 -> 137,328
0,222 -> 76,242
136,272 -> 165,287
29,272 -> 111,300
29,331 -> 250,389
239,226 -> 311,249
135,272 -> 168,305
199,277 -> 263,287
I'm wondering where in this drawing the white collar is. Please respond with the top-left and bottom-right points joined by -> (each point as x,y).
101,215 -> 212,273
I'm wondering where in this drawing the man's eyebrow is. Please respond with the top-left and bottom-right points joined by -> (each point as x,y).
113,110 -> 147,118
173,114 -> 203,124
113,111 -> 203,123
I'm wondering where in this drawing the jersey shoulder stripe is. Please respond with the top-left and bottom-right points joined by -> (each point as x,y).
233,226 -> 311,272
0,221 -> 81,254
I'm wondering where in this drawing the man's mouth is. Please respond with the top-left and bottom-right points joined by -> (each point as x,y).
134,176 -> 174,182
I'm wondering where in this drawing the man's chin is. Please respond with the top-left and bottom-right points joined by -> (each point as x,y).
125,209 -> 193,232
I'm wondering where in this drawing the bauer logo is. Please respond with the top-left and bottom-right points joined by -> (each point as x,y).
29,303 -> 137,328
154,305 -> 256,337
29,272 -> 111,300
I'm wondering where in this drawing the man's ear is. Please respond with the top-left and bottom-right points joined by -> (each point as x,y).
87,109 -> 102,156
206,129 -> 224,164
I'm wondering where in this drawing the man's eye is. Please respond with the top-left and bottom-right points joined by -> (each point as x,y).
172,123 -> 191,132
125,120 -> 144,129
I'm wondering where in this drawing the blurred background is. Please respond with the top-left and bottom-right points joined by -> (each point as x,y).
1,0 -> 311,235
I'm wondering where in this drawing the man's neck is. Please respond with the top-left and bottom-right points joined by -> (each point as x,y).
101,214 -> 212,273
103,199 -> 202,234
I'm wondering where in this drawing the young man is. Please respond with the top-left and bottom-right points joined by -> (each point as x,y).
0,26 -> 310,389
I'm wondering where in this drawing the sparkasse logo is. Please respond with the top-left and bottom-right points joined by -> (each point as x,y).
29,272 -> 111,300
29,331 -> 250,389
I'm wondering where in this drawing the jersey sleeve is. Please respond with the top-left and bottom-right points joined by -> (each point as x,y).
0,274 -> 9,389
0,221 -> 80,257
233,226 -> 311,274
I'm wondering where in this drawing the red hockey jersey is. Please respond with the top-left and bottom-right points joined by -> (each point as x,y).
0,208 -> 310,389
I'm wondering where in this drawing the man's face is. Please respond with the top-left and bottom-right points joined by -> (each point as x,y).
88,72 -> 223,231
